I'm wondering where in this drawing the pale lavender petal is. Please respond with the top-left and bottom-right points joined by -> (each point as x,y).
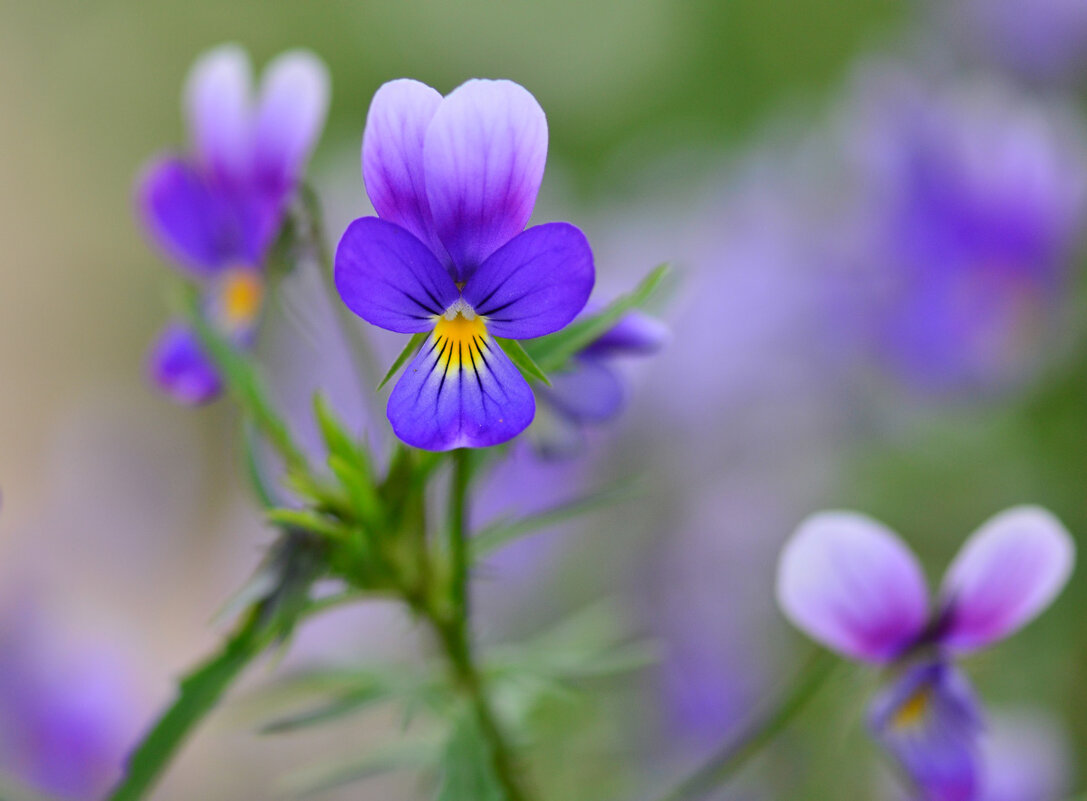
184,43 -> 253,183
580,309 -> 670,359
776,511 -> 929,662
146,323 -> 222,404
424,79 -> 548,280
870,660 -> 982,801
461,222 -> 593,339
253,50 -> 330,197
938,506 -> 1074,653
334,216 -> 459,333
362,79 -> 446,261
387,323 -> 535,450
137,157 -> 231,274
541,359 -> 624,423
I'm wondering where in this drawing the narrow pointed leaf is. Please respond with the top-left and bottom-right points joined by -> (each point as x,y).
526,263 -> 671,372
496,338 -> 551,386
377,331 -> 429,391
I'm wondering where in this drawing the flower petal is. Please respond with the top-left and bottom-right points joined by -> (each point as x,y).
580,310 -> 670,359
540,359 -> 624,423
334,217 -> 459,333
462,222 -> 594,339
137,157 -> 231,274
776,511 -> 929,662
424,79 -> 548,280
869,660 -> 982,801
184,44 -> 253,183
147,323 -> 222,405
388,324 -> 535,450
362,79 -> 446,262
938,506 -> 1074,653
253,49 -> 330,198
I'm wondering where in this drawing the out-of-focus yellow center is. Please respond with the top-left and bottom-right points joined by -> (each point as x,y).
892,688 -> 930,730
217,269 -> 264,331
433,305 -> 488,372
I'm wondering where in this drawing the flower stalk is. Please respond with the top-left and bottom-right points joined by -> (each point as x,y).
657,648 -> 836,801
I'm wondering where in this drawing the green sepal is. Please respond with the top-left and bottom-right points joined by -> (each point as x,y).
378,331 -> 429,390
496,338 -> 551,386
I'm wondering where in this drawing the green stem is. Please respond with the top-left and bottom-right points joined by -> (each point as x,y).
433,447 -> 531,801
657,648 -> 836,801
107,609 -> 274,801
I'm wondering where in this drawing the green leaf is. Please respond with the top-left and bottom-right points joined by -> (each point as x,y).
471,479 -> 639,559
526,263 -> 671,372
496,338 -> 551,386
436,713 -> 505,801
266,508 -> 347,541
378,331 -> 429,390
313,393 -> 370,474
107,612 -> 274,801
280,737 -> 441,797
260,685 -> 391,734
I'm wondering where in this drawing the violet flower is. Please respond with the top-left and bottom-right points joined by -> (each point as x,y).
335,78 -> 594,451
776,507 -> 1074,800
534,309 -> 667,457
846,70 -> 1086,391
137,44 -> 329,403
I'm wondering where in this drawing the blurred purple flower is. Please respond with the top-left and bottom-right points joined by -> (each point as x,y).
777,506 -> 1074,798
137,44 -> 329,404
948,0 -> 1087,82
335,78 -> 594,451
534,309 -> 667,458
845,69 -> 1087,392
0,608 -> 140,800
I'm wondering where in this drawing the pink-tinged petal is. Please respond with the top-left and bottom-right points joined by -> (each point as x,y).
869,660 -> 982,801
253,50 -> 330,198
184,44 -> 253,183
137,156 -> 231,274
362,79 -> 446,262
334,217 -> 460,334
776,511 -> 929,662
461,222 -> 593,339
147,323 -> 222,405
939,506 -> 1074,653
388,322 -> 535,451
424,79 -> 548,280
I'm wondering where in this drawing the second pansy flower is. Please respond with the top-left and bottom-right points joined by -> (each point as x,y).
335,78 -> 594,451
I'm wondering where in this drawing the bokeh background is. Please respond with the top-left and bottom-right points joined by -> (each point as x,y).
3,0 -> 1087,798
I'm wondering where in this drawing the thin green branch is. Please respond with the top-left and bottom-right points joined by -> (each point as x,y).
656,648 -> 837,801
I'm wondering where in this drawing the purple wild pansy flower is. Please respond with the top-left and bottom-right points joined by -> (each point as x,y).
334,78 -> 594,451
137,44 -> 329,404
534,309 -> 667,457
776,506 -> 1074,800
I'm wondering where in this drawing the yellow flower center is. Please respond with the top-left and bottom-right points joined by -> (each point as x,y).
892,688 -> 930,730
215,268 -> 264,333
433,307 -> 489,373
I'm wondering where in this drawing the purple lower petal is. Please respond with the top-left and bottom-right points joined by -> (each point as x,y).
146,323 -> 222,405
387,320 -> 535,450
776,512 -> 929,663
870,660 -> 983,801
335,217 -> 460,334
580,310 -> 670,359
462,222 -> 594,339
937,506 -> 1074,653
540,358 -> 624,424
